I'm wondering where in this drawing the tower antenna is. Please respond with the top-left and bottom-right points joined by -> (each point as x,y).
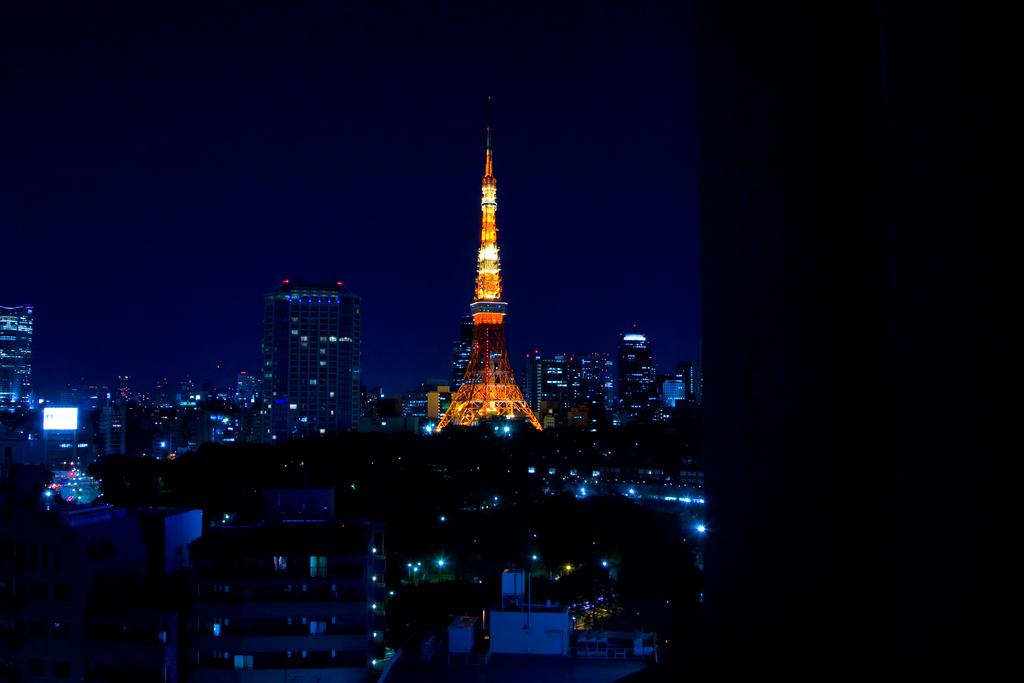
484,96 -> 494,176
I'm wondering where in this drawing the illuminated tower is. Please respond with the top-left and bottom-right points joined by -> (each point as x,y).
436,117 -> 541,432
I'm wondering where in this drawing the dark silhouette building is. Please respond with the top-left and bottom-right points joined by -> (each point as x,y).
188,519 -> 386,682
0,491 -> 201,683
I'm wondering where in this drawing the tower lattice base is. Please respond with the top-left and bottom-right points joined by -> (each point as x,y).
436,321 -> 541,431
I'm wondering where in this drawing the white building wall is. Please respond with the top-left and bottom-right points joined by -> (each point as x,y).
488,610 -> 569,655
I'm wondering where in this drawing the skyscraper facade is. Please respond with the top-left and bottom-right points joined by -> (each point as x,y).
236,370 -> 260,407
523,352 -> 571,415
617,329 -> 657,418
570,352 -> 614,410
0,304 -> 33,410
98,403 -> 127,455
450,314 -> 474,389
261,281 -> 361,442
675,360 -> 700,404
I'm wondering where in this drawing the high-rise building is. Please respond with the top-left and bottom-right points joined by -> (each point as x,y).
617,328 -> 658,419
116,374 -> 133,403
261,281 -> 361,442
436,109 -> 540,431
523,352 -> 571,415
569,352 -> 614,410
0,304 -> 33,410
672,360 -> 702,405
154,377 -> 173,408
450,315 -> 475,389
98,403 -> 127,456
236,371 -> 260,407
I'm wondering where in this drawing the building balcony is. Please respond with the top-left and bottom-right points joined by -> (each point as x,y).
194,601 -> 367,620
198,632 -> 368,653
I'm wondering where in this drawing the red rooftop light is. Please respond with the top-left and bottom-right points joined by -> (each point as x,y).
282,279 -> 290,284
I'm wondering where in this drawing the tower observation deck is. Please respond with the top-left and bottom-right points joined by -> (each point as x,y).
435,109 -> 541,432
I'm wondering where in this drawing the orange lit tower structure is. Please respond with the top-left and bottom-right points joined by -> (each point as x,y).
435,120 -> 541,432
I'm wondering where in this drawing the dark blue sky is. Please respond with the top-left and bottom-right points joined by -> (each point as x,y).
1,1 -> 699,397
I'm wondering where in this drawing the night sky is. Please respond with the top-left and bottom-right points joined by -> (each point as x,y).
1,1 -> 699,397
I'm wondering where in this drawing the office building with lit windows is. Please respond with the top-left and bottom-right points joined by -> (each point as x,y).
617,329 -> 658,419
236,371 -> 260,407
401,379 -> 451,421
261,281 -> 361,442
449,315 -> 475,389
523,352 -> 572,417
0,304 -> 33,410
570,352 -> 614,410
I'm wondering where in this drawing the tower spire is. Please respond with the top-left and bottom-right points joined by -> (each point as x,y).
484,96 -> 494,177
476,97 -> 501,304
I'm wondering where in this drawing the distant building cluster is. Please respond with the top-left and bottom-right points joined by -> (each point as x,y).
510,327 -> 700,429
357,321 -> 703,433
0,289 -> 700,470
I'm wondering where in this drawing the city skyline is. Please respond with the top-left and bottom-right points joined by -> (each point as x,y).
1,1 -> 699,398
0,0 -> 986,677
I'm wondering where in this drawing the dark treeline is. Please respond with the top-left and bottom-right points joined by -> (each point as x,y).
90,421 -> 703,657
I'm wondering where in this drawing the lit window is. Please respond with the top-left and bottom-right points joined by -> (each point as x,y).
273,556 -> 288,572
310,555 -> 327,578
233,655 -> 253,670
